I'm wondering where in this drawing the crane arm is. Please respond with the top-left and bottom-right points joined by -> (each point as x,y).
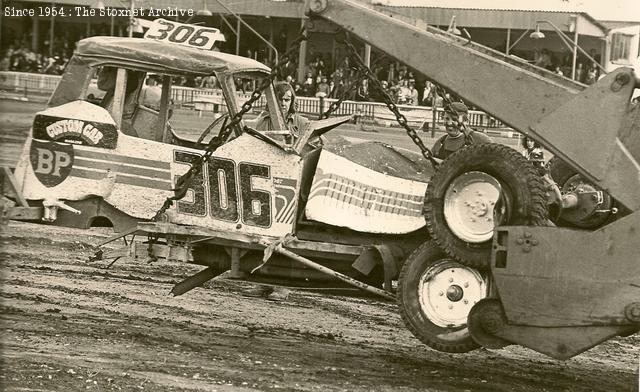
305,0 -> 640,210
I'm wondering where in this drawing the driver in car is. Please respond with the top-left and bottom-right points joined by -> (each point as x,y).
432,102 -> 492,160
253,81 -> 311,146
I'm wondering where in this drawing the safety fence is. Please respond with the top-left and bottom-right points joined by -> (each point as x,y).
189,90 -> 507,131
1,71 -> 508,132
0,71 -> 62,95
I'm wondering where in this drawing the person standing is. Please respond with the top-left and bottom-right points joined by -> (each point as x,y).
522,136 -> 545,174
575,63 -> 584,83
432,102 -> 492,160
421,81 -> 433,106
408,79 -> 419,105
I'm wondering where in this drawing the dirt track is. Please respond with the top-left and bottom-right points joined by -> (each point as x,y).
1,98 -> 639,391
1,221 -> 639,392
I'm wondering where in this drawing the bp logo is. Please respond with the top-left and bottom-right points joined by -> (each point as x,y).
29,139 -> 74,187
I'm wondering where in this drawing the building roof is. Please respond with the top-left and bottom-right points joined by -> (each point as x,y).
75,37 -> 270,76
370,2 -> 609,36
372,0 -> 640,23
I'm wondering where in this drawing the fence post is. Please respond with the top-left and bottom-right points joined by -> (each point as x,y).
431,105 -> 437,138
318,96 -> 325,119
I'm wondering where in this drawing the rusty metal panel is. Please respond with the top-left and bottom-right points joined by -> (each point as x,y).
134,222 -> 365,257
491,210 -> 640,327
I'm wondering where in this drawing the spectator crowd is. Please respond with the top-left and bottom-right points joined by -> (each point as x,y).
532,47 -> 601,85
1,31 -> 73,75
1,26 -> 603,104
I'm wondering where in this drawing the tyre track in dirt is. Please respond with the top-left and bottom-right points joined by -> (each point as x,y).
2,222 -> 639,392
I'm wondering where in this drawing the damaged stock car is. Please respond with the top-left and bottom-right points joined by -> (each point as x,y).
2,20 -> 500,354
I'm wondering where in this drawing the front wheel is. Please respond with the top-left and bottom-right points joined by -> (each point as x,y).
398,241 -> 488,353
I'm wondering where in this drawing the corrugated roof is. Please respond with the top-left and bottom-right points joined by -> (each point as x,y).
372,0 -> 582,13
370,5 -> 607,35
371,0 -> 640,22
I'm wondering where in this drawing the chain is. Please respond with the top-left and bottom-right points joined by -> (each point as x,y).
340,38 -> 439,167
145,31 -> 307,261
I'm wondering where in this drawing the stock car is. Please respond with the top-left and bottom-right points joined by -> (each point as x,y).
2,20 -> 496,353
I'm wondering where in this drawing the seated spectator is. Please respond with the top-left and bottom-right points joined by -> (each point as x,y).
301,73 -> 315,97
397,79 -> 411,105
201,75 -> 218,89
370,80 -> 389,102
328,80 -> 336,98
584,64 -> 598,85
535,48 -> 552,70
355,79 -> 370,102
315,76 -> 331,98
553,66 -> 563,76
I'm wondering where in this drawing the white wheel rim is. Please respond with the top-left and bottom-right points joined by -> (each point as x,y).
444,171 -> 502,243
418,260 -> 487,328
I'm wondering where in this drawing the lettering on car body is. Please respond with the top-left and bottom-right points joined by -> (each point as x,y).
33,115 -> 118,149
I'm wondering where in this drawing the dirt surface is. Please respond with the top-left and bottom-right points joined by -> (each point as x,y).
1,98 -> 638,391
1,222 -> 639,392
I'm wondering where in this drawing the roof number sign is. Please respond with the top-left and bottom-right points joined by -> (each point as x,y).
144,19 -> 225,50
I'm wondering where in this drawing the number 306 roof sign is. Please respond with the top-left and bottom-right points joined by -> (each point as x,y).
144,18 -> 226,50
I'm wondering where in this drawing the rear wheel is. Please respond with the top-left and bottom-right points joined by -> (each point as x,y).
424,143 -> 548,267
398,241 -> 487,353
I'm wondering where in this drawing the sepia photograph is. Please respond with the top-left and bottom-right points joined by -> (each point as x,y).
1,0 -> 639,390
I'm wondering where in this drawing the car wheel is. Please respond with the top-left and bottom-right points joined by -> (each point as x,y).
547,156 -> 615,229
398,241 -> 487,353
547,156 -> 577,187
424,143 -> 548,268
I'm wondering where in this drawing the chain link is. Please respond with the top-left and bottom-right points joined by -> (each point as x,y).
145,31 -> 308,261
340,38 -> 440,167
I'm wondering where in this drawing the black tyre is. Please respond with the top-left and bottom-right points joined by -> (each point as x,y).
398,241 -> 487,353
424,143 -> 548,268
548,156 -> 575,187
547,156 -> 616,229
